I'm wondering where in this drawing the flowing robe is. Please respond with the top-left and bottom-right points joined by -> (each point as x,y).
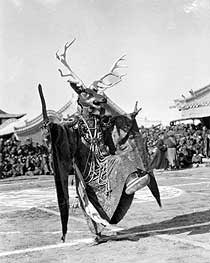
49,114 -> 161,239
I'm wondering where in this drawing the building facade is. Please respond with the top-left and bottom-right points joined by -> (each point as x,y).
171,85 -> 210,128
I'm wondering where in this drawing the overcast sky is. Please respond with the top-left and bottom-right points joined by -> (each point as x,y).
1,0 -> 210,125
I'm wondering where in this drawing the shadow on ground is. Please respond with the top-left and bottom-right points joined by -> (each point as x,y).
96,209 -> 210,244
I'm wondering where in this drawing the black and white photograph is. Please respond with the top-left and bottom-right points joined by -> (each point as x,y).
1,0 -> 210,262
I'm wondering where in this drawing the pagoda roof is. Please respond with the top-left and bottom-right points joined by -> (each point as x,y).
186,85 -> 209,102
0,109 -> 6,114
14,100 -> 74,134
172,84 -> 210,110
170,84 -> 210,120
0,109 -> 25,119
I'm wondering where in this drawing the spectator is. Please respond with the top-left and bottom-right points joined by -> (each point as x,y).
140,122 -> 207,170
0,136 -> 53,178
192,149 -> 203,167
149,132 -> 168,170
165,130 -> 177,170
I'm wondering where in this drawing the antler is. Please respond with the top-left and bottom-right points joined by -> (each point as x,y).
91,55 -> 127,92
56,38 -> 85,89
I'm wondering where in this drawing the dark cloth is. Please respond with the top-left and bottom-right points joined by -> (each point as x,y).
149,139 -> 168,169
204,135 -> 210,157
50,115 -> 161,239
111,116 -> 161,207
50,123 -> 76,238
50,119 -> 141,238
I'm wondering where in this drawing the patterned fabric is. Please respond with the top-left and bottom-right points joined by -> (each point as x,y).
49,112 -> 161,240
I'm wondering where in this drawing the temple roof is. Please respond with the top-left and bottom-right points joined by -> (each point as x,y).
172,84 -> 210,111
14,100 -> 75,134
0,109 -> 26,119
171,84 -> 210,120
0,110 -> 6,114
179,85 -> 210,102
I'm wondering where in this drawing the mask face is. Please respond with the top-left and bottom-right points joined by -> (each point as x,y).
78,88 -> 107,115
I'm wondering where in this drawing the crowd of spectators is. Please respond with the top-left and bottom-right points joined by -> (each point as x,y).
141,122 -> 210,170
0,122 -> 210,179
0,135 -> 53,179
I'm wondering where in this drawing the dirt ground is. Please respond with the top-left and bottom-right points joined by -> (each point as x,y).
0,167 -> 210,263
